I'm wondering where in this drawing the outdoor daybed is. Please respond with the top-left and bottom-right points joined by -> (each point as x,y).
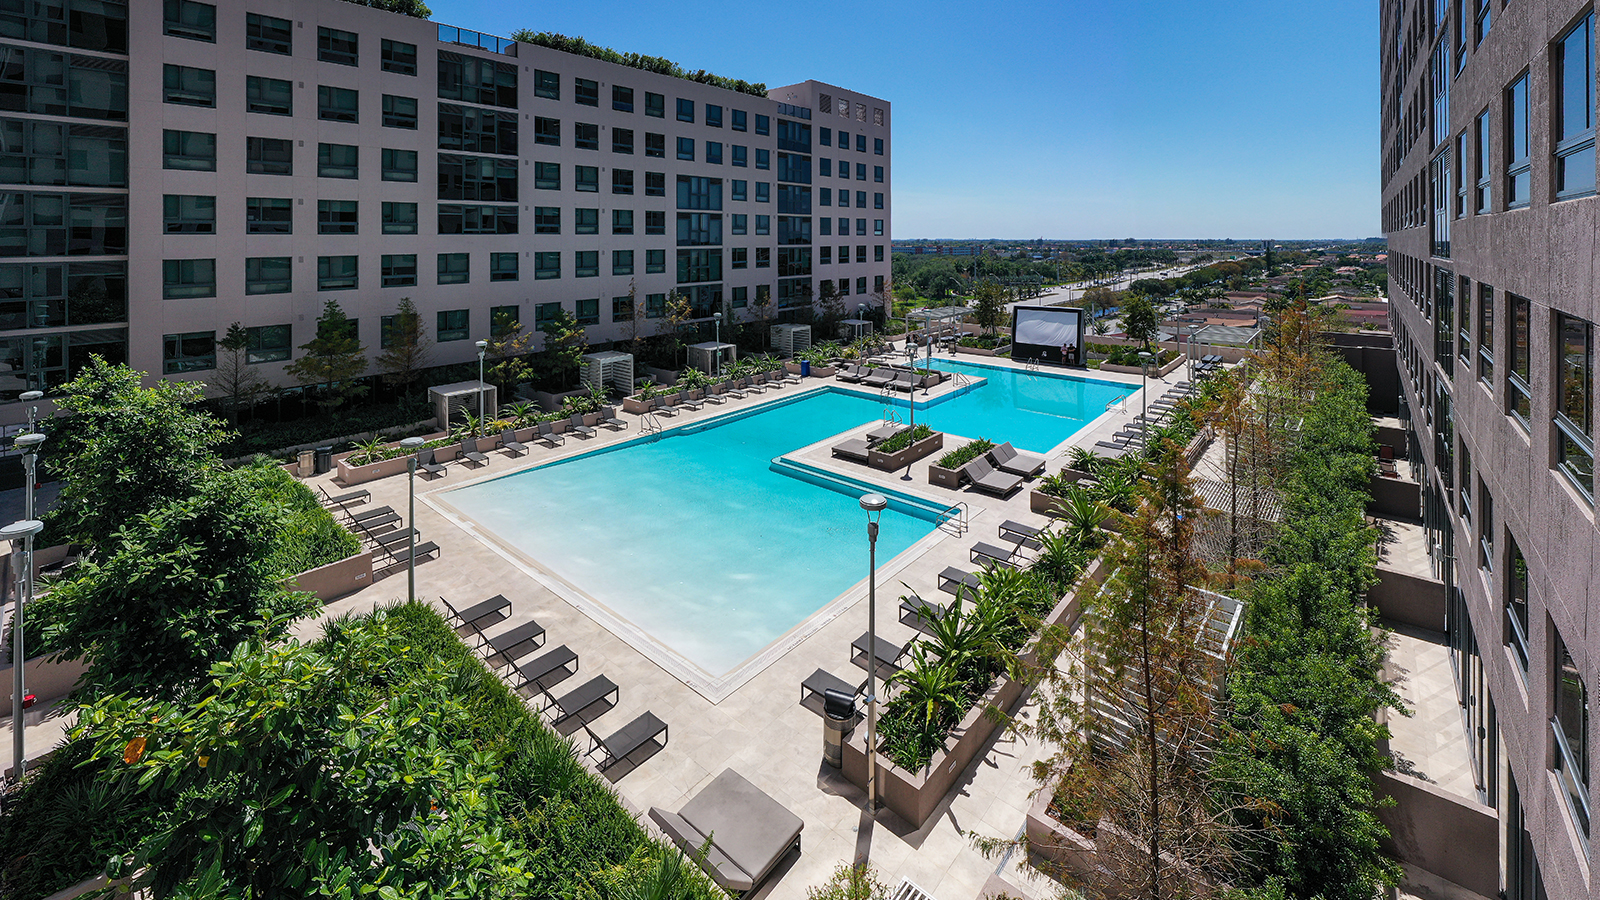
649,768 -> 803,894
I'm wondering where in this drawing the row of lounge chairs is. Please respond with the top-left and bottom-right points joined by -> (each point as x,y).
442,594 -> 667,775
1194,353 -> 1225,377
320,486 -> 442,564
410,411 -> 628,478
836,364 -> 921,392
1095,379 -> 1200,457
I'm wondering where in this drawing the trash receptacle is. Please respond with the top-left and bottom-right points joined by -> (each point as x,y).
800,360 -> 811,378
822,688 -> 855,769
296,449 -> 315,478
314,445 -> 334,475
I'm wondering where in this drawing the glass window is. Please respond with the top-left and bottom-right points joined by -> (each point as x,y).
875,192 -> 884,209
574,77 -> 598,107
645,91 -> 665,118
534,302 -> 561,326
163,0 -> 214,42
575,208 -> 598,235
573,122 -> 598,151
535,252 -> 560,280
381,254 -> 417,288
613,128 -> 634,154
576,298 -> 599,325
646,171 -> 666,196
1555,313 -> 1594,498
1553,629 -> 1591,838
731,213 -> 747,235
755,148 -> 770,169
245,324 -> 291,362
162,331 -> 215,374
646,250 -> 665,274
856,163 -> 867,180
613,209 -> 633,234
856,190 -> 867,208
756,215 -> 770,235
381,39 -> 417,76
317,199 -> 357,235
677,137 -> 695,161
707,141 -> 722,165
245,136 -> 291,175
856,245 -> 867,263
756,182 -> 769,202
819,246 -> 831,264
382,94 -> 417,129
613,85 -> 634,112
1556,14 -> 1596,199
613,249 -> 634,275
575,165 -> 598,192
732,109 -> 747,131
535,70 -> 559,100
613,168 -> 634,194
875,137 -> 884,155
820,217 -> 831,236
820,188 -> 832,206
857,134 -> 867,152
162,129 -> 214,171
490,305 -> 519,330
1509,293 -> 1531,424
381,148 -> 417,182
731,285 -> 748,308
755,114 -> 769,135
706,104 -> 722,127
1505,535 -> 1529,669
246,12 -> 291,54
317,26 -> 358,66
437,252 -> 469,285
856,217 -> 866,235
534,206 -> 560,234
732,145 -> 747,167
162,64 -> 214,107
437,309 -> 469,341
1478,283 -> 1495,383
1474,110 -> 1491,213
731,247 -> 748,269
731,179 -> 747,201
318,143 -> 358,179
646,211 -> 665,234
162,194 -> 213,234
317,255 -> 357,291
677,97 -> 694,123
244,258 -> 291,296
382,201 -> 417,234
162,258 -> 214,299
1506,74 -> 1530,207
246,76 -> 292,116
245,197 -> 290,234
575,251 -> 598,277
317,85 -> 358,123
535,162 -> 560,190
645,132 -> 666,158
612,295 -> 634,322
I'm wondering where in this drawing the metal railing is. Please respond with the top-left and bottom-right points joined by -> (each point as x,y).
1105,395 -> 1128,414
639,411 -> 663,435
437,24 -> 518,56
935,501 -> 969,535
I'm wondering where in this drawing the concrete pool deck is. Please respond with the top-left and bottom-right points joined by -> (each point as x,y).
291,352 -> 1187,900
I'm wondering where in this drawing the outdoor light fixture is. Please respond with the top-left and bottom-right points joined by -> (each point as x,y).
19,391 -> 41,434
1139,351 -> 1156,444
3,516 -> 43,781
859,492 -> 889,813
713,312 -> 723,380
476,340 -> 489,436
400,436 -> 425,605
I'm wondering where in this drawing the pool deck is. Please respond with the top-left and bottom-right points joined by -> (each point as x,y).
293,349 -> 1187,900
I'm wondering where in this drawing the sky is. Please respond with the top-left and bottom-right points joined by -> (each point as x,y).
425,0 -> 1380,240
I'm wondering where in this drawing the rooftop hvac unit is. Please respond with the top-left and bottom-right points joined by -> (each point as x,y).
770,324 -> 812,357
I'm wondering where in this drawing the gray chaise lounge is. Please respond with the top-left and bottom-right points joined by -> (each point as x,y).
831,438 -> 870,462
989,442 -> 1047,477
649,768 -> 803,895
585,710 -> 668,773
961,457 -> 1024,497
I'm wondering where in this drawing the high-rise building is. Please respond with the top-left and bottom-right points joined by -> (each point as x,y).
0,0 -> 890,413
1381,1 -> 1596,897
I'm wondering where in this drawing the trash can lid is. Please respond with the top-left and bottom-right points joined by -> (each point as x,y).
823,688 -> 856,721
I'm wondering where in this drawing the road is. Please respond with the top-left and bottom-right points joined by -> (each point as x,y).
1002,263 -> 1203,316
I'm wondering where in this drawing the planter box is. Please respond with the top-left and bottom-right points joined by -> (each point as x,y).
1100,354 -> 1185,378
622,397 -> 654,414
1060,467 -> 1094,483
1031,489 -> 1066,516
927,462 -> 966,490
289,550 -> 374,602
336,454 -> 412,486
811,365 -> 837,378
868,431 -> 944,471
840,559 -> 1103,827
532,387 -> 590,412
955,343 -> 1011,357
784,362 -> 804,375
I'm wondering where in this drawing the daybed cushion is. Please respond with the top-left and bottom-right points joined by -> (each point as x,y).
672,769 -> 803,892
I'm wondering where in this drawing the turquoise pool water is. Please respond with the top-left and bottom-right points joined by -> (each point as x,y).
444,367 -> 1129,677
913,358 -> 1134,453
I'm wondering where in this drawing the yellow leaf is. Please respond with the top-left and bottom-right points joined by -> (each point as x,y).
123,736 -> 146,764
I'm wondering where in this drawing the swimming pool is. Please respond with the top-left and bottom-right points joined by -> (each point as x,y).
440,366 -> 1130,687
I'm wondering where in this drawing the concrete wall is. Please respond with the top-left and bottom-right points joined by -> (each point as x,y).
1369,472 -> 1421,519
1374,771 -> 1499,898
290,549 -> 374,601
1369,567 -> 1447,633
0,655 -> 88,716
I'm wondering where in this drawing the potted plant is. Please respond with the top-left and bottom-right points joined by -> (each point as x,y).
868,424 -> 944,471
928,438 -> 994,489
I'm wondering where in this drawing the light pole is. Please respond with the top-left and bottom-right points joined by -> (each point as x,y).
4,514 -> 42,782
1139,351 -> 1155,445
713,312 -> 722,380
19,391 -> 41,434
15,432 -> 42,527
859,492 -> 888,813
858,303 -> 867,343
1187,322 -> 1198,384
400,436 -> 424,605
475,339 -> 488,436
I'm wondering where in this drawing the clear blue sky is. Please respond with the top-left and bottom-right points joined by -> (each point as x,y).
425,0 -> 1379,240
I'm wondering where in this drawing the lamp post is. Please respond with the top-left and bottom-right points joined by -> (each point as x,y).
713,312 -> 722,380
858,303 -> 867,342
475,339 -> 488,436
4,515 -> 42,782
19,391 -> 41,434
1139,351 -> 1155,445
859,492 -> 888,813
400,436 -> 424,605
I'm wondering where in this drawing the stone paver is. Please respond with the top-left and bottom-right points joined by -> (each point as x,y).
1382,625 -> 1479,800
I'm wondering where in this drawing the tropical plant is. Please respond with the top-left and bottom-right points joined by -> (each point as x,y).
1059,486 -> 1112,547
884,645 -> 963,767
1066,446 -> 1103,475
506,401 -> 539,429
537,308 -> 589,389
805,862 -> 891,900
451,412 -> 483,440
874,423 -> 933,453
1030,527 -> 1090,592
347,436 -> 389,467
935,438 -> 994,470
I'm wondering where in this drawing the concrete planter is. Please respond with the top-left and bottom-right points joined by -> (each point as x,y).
868,431 -> 944,471
0,655 -> 88,716
336,454 -> 412,486
927,462 -> 966,490
1031,489 -> 1067,516
1100,354 -> 1185,378
954,343 -> 1011,357
811,365 -> 838,377
1060,467 -> 1094,483
622,396 -> 655,414
784,362 -> 804,375
531,387 -> 590,412
289,550 -> 374,602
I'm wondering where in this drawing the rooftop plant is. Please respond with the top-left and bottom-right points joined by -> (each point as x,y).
510,30 -> 768,97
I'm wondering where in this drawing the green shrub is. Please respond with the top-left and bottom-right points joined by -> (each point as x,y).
875,424 -> 934,453
935,438 -> 993,469
230,458 -> 362,575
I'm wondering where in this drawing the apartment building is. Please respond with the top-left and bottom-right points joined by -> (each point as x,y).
1381,1 -> 1596,897
0,0 -> 890,410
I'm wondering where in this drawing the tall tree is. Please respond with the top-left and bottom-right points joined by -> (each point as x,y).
971,281 -> 1007,335
748,285 -> 776,349
622,279 -> 647,358
45,358 -> 231,552
286,300 -> 367,412
660,290 -> 694,367
537,308 -> 587,388
211,322 -> 268,424
1120,294 -> 1161,350
816,281 -> 844,336
484,310 -> 534,399
375,297 -> 432,392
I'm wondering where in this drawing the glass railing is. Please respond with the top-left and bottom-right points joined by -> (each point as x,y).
436,24 -> 517,56
1552,719 -> 1592,842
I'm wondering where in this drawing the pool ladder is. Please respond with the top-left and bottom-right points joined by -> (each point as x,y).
936,501 -> 969,536
880,407 -> 902,426
639,411 -> 664,435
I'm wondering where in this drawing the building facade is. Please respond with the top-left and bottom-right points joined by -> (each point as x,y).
0,0 -> 890,411
1381,1 -> 1596,897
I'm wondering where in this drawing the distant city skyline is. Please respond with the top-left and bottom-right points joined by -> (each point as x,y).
425,0 -> 1378,239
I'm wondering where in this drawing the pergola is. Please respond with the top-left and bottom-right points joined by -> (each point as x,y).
906,306 -> 969,342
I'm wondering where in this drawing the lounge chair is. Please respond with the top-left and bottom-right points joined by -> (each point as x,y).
961,456 -> 1025,498
800,668 -> 862,706
655,392 -> 681,415
535,422 -> 565,447
703,389 -> 727,404
569,412 -> 597,438
415,447 -> 446,479
499,429 -> 528,457
442,594 -> 510,632
342,503 -> 396,524
831,438 -> 870,462
724,380 -> 749,399
367,528 -> 418,551
999,519 -> 1044,545
586,711 -> 669,773
459,438 -> 490,467
937,566 -> 980,598
1095,439 -> 1130,453
680,393 -> 706,411
972,541 -> 1025,569
866,422 -> 906,445
851,632 -> 906,672
649,768 -> 801,893
779,368 -> 802,385
744,376 -> 767,393
861,368 -> 896,390
900,594 -> 946,628
480,619 -> 546,664
513,644 -> 578,694
320,486 -> 370,507
548,674 -> 619,726
891,370 -> 918,392
396,540 -> 439,562
989,442 -> 1046,477
836,363 -> 866,383
599,407 -> 628,429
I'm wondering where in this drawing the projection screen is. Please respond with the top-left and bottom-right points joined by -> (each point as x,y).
1010,306 -> 1085,366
